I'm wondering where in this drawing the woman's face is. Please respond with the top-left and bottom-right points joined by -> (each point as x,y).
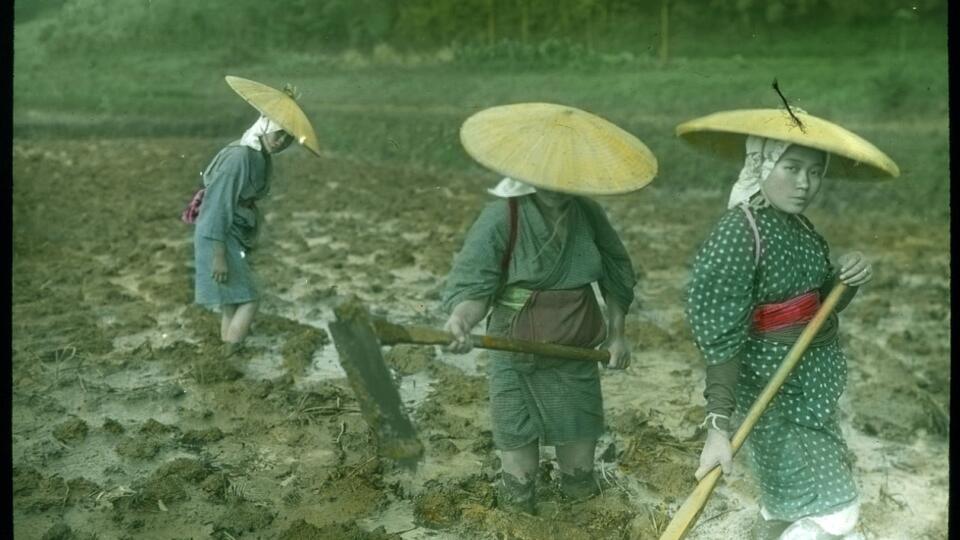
760,145 -> 826,214
262,130 -> 294,154
533,188 -> 572,210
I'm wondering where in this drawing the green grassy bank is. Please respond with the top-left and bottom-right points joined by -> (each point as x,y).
12,13 -> 949,216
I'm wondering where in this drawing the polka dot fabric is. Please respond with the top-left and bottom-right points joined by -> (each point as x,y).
686,206 -> 858,521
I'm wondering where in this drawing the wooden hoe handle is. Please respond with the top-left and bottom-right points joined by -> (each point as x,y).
373,318 -> 611,364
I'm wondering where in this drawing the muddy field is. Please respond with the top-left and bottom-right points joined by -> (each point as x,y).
11,138 -> 949,539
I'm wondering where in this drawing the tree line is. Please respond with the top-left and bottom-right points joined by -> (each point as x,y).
21,0 -> 945,55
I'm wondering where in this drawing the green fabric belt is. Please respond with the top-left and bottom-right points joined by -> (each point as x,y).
496,286 -> 534,311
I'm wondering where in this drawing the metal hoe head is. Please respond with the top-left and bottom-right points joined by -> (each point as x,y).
327,295 -> 424,469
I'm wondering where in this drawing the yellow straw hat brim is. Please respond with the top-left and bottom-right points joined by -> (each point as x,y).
676,109 -> 900,179
225,75 -> 321,156
460,103 -> 658,196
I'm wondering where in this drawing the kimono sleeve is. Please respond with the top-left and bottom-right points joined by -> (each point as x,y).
803,215 -> 859,313
685,209 -> 758,366
194,147 -> 248,242
581,199 -> 636,312
440,201 -> 509,314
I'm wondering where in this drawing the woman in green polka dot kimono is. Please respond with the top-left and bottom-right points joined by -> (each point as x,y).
685,135 -> 874,540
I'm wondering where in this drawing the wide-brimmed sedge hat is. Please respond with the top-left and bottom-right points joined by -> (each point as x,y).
225,75 -> 321,156
675,108 -> 899,179
460,103 -> 658,196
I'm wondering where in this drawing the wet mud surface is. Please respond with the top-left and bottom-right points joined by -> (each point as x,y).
12,138 -> 949,539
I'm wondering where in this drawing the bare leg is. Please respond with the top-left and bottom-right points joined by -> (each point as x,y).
501,441 -> 539,481
220,304 -> 238,341
556,439 -> 598,501
223,301 -> 259,351
498,441 -> 539,513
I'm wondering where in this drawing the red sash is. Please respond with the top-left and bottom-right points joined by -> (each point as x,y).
752,291 -> 820,332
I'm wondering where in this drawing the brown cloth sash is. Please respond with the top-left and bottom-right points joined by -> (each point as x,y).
509,285 -> 606,348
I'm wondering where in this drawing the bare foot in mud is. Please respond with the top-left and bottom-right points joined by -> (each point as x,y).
221,341 -> 248,372
221,341 -> 243,359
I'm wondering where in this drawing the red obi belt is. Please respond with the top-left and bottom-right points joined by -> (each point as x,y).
752,291 -> 820,332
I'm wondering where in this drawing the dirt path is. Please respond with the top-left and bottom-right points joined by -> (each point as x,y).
12,138 -> 948,539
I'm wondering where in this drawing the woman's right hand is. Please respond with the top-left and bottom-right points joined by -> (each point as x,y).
212,251 -> 228,283
443,315 -> 473,354
695,428 -> 733,480
837,251 -> 873,287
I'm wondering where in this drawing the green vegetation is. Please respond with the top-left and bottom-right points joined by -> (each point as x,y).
15,0 -> 946,54
12,1 -> 948,216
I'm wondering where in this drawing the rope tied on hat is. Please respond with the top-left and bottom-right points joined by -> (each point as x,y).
283,83 -> 301,101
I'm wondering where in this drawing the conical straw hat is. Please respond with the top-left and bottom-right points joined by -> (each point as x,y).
676,108 -> 899,179
225,75 -> 321,156
460,103 -> 657,195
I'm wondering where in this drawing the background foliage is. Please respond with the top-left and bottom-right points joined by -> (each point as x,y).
16,0 -> 945,54
12,0 -> 949,216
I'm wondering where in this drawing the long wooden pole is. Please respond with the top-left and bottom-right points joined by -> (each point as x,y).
372,318 -> 611,364
658,283 -> 848,540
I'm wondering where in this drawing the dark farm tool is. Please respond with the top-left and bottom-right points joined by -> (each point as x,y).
327,296 -> 610,468
658,283 -> 847,540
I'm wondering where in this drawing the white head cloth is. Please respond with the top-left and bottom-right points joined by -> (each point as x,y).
727,135 -> 791,209
239,115 -> 285,151
487,177 -> 537,198
726,134 -> 830,209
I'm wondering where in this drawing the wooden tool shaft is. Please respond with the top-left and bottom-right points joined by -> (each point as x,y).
373,319 -> 610,364
729,283 -> 847,452
659,283 -> 848,540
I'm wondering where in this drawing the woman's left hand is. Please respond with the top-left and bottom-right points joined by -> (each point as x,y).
604,335 -> 631,370
837,251 -> 873,287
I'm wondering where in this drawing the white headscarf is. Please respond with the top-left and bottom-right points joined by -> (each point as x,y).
727,135 -> 830,209
239,115 -> 285,152
487,177 -> 536,198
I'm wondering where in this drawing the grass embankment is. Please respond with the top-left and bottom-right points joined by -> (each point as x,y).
13,15 -> 949,216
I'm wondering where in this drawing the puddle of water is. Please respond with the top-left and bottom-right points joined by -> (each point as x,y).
110,307 -> 197,353
435,348 -> 485,377
400,231 -> 430,243
243,348 -> 289,380
389,266 -> 438,285
16,362 -> 215,487
398,371 -> 434,408
294,345 -> 347,385
358,499 -> 463,539
108,274 -> 142,297
303,234 -> 334,247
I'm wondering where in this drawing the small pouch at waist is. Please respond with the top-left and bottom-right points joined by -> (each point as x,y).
509,285 -> 606,348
